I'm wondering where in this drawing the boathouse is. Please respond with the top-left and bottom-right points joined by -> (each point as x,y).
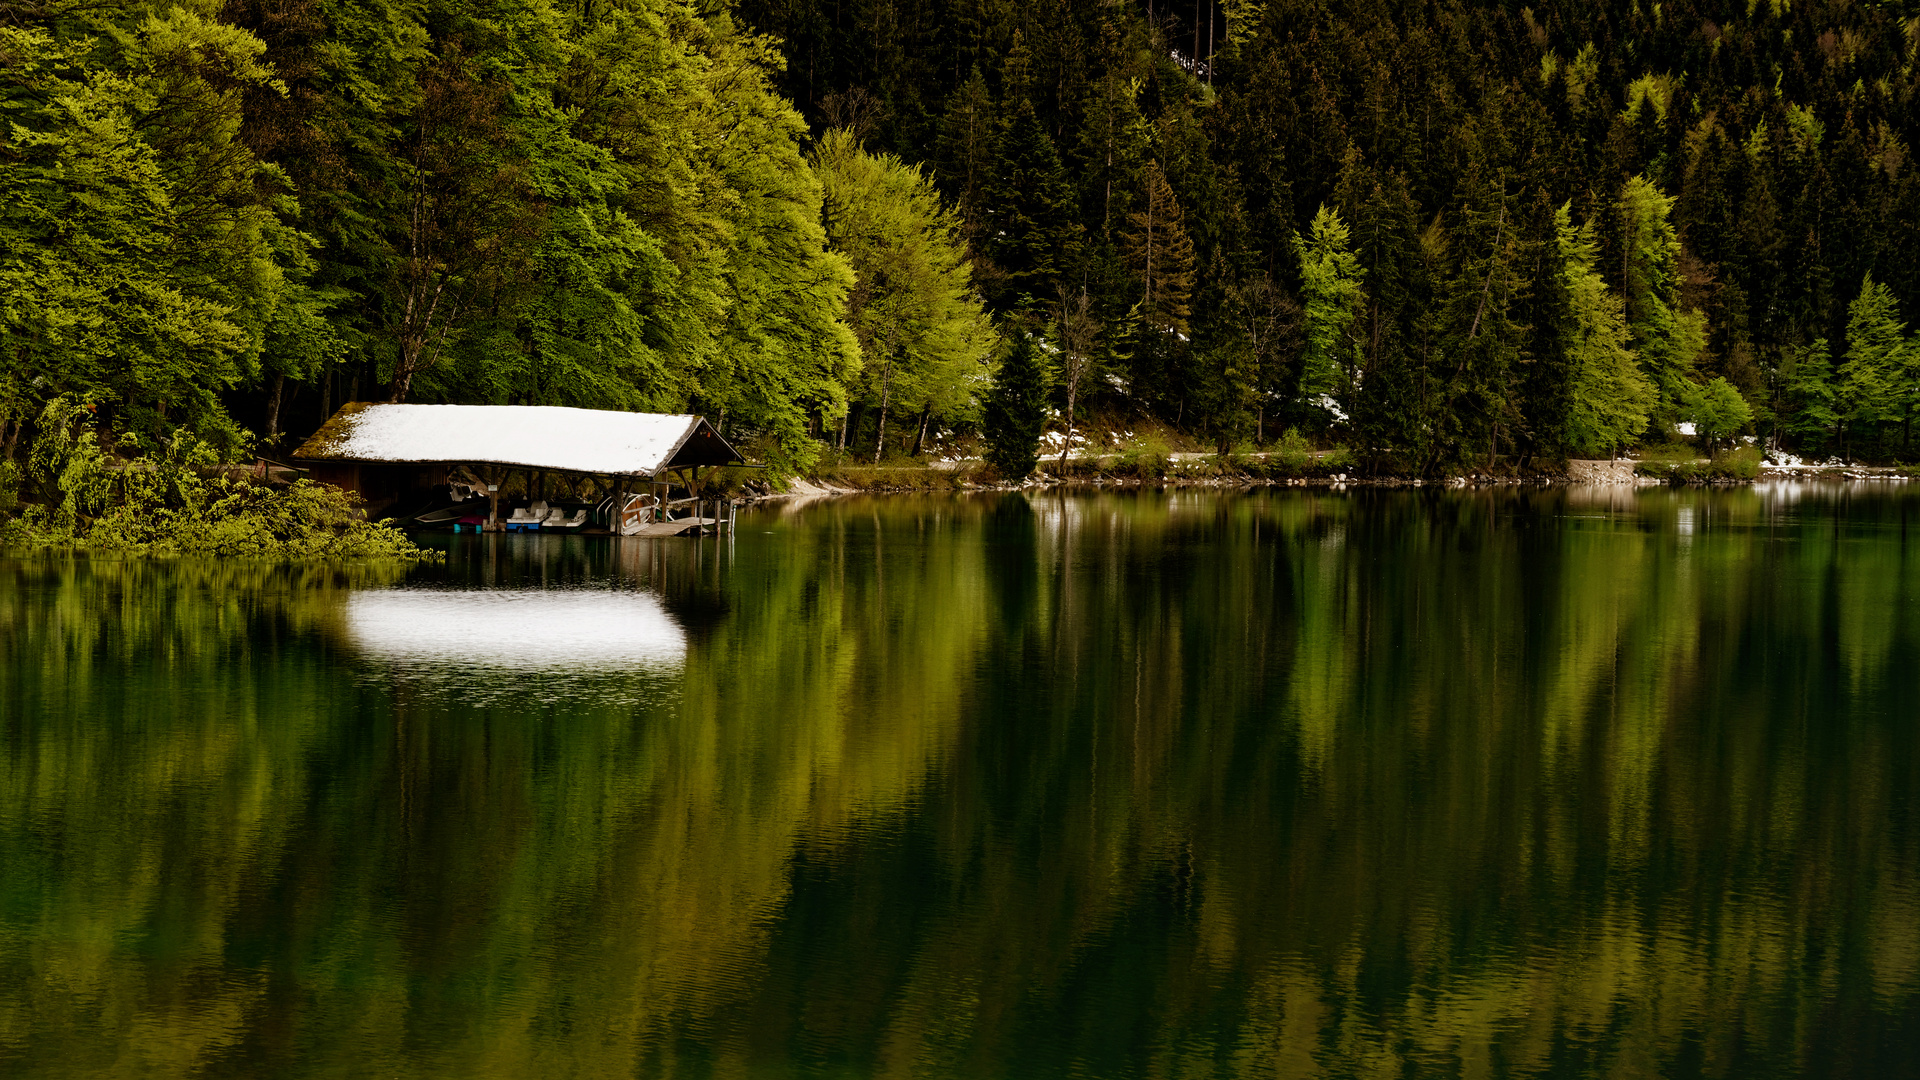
292,402 -> 747,528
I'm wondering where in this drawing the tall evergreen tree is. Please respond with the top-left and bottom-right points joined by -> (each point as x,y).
1122,162 -> 1197,338
1618,175 -> 1704,426
981,100 -> 1082,310
981,330 -> 1052,480
1290,205 -> 1365,419
1778,339 -> 1838,454
1839,274 -> 1911,451
1556,203 -> 1654,456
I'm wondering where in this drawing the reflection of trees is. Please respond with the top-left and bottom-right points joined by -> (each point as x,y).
1,489 -> 1916,1077
752,489 -> 1920,1076
0,521 -> 993,1077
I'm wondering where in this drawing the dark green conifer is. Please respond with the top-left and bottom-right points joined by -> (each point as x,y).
981,331 -> 1053,481
982,101 -> 1083,310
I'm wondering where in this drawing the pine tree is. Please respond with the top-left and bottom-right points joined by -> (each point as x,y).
1618,175 -> 1705,426
1839,274 -> 1909,453
1290,205 -> 1365,416
982,101 -> 1083,310
1556,203 -> 1655,456
935,66 -> 997,233
1121,162 -> 1197,337
981,331 -> 1053,481
1779,339 -> 1838,452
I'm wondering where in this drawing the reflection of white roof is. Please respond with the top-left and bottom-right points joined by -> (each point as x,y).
294,403 -> 742,476
344,589 -> 686,672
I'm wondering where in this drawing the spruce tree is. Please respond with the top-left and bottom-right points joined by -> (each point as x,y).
1839,274 -> 1909,453
983,101 -> 1083,310
1556,202 -> 1655,457
981,331 -> 1053,481
1618,175 -> 1703,424
1121,161 -> 1198,413
1290,205 -> 1366,416
1779,339 -> 1838,453
1122,162 -> 1197,337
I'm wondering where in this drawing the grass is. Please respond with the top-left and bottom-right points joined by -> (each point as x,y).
807,463 -> 981,491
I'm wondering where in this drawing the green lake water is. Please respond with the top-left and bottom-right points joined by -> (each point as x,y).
2,485 -> 1917,1078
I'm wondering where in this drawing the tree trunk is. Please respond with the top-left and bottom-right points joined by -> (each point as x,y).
912,406 -> 933,458
265,373 -> 286,449
873,363 -> 893,465
1059,366 -> 1080,472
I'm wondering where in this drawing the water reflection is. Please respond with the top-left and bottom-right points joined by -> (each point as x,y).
0,487 -> 1916,1078
343,588 -> 685,702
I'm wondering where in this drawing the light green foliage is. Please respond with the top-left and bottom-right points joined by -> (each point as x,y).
813,128 -> 995,458
693,13 -> 860,470
1618,176 -> 1704,420
1291,205 -> 1366,405
981,332 -> 1053,481
1681,376 -> 1755,453
5,398 -> 432,559
0,22 -> 315,448
1556,203 -> 1657,456
1779,339 -> 1838,445
1221,0 -> 1266,47
1112,433 -> 1173,479
16,0 -> 1920,473
373,1 -> 860,470
1839,274 -> 1911,429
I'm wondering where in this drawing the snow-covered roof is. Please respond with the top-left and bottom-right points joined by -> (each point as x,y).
293,403 -> 745,476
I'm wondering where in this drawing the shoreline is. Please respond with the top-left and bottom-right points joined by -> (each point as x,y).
772,460 -> 1915,500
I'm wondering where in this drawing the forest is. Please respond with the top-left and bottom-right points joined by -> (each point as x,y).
5,0 -> 1920,476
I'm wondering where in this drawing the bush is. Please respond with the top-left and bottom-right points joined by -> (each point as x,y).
809,464 -> 977,491
2,397 -> 437,560
1257,429 -> 1322,477
1113,435 -> 1172,479
1634,443 -> 1761,483
1707,444 -> 1763,480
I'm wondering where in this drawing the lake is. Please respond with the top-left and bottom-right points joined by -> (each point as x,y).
2,485 -> 1916,1078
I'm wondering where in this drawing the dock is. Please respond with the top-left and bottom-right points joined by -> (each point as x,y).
627,517 -> 721,538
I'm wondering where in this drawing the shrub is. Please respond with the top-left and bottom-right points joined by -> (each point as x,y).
3,397 -> 436,560
1706,444 -> 1762,481
1633,443 -> 1761,483
1113,435 -> 1172,479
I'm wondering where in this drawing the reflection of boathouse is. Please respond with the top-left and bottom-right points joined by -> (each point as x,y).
293,403 -> 747,532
